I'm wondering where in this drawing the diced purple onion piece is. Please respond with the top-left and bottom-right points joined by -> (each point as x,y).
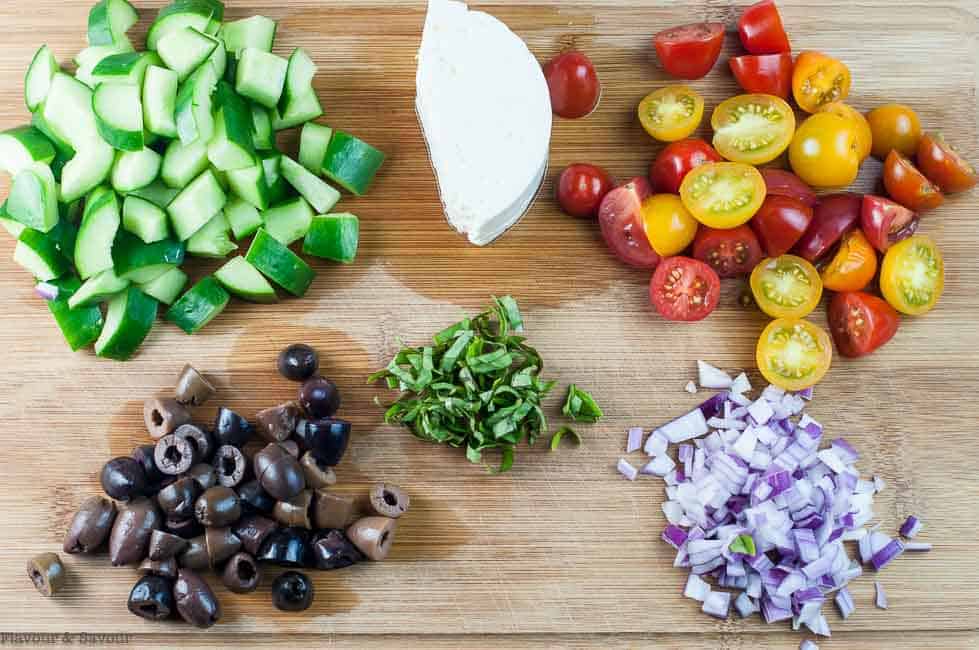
657,408 -> 709,443
834,586 -> 854,619
698,361 -> 733,389
875,581 -> 888,609
734,592 -> 757,618
796,387 -> 814,400
747,399 -> 774,425
684,380 -> 697,394
900,515 -> 923,539
731,372 -> 752,394
904,542 -> 932,552
34,282 -> 60,301
684,573 -> 711,602
871,539 -> 905,571
642,455 -> 675,477
617,458 -> 638,481
701,590 -> 730,619
626,427 -> 644,453
644,430 -> 669,457
831,438 -> 859,464
662,524 -> 688,549
696,392 -> 728,420
762,598 -> 793,623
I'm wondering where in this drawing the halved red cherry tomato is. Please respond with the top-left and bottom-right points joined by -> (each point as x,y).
756,318 -> 833,391
860,195 -> 919,252
750,254 -> 823,319
638,86 -> 704,142
649,256 -> 721,321
792,193 -> 862,262
916,133 -> 978,194
883,150 -> 944,212
820,230 -> 878,292
792,52 -> 851,113
751,195 -> 813,257
653,23 -> 725,80
880,235 -> 944,316
760,169 -> 817,207
828,291 -> 900,358
693,225 -> 763,278
711,94 -> 796,165
679,162 -> 767,229
543,51 -> 601,119
649,139 -> 723,194
598,177 -> 661,269
556,164 -> 614,218
729,53 -> 793,99
738,0 -> 791,55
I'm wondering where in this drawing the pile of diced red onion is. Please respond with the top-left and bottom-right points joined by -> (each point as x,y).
618,362 -> 929,644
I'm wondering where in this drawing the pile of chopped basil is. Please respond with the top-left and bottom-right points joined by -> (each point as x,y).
368,296 -> 601,472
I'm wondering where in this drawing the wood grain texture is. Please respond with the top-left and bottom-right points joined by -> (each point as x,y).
0,0 -> 976,646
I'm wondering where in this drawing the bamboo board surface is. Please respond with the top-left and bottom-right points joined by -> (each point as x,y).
0,0 -> 976,647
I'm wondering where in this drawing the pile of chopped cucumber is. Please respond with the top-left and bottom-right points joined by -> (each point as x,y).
2,0 -> 383,360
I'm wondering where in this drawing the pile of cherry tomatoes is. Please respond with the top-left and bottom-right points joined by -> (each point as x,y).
552,0 -> 976,390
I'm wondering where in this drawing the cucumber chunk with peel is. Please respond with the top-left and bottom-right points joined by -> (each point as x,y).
220,16 -> 276,54
74,188 -> 120,279
14,228 -> 70,281
166,275 -> 230,333
235,48 -> 287,109
168,169 -> 227,240
279,155 -> 340,214
123,195 -> 170,243
298,123 -> 332,173
7,162 -> 59,233
187,211 -> 236,258
46,276 -> 104,351
245,228 -> 315,296
68,268 -> 129,308
25,45 -> 60,112
95,286 -> 158,360
215,255 -> 277,303
303,213 -> 359,264
322,130 -> 385,196
87,0 -> 139,47
93,83 -> 144,151
225,197 -> 262,240
138,266 -> 187,304
157,26 -> 219,81
61,141 -> 115,203
262,196 -> 313,246
112,148 -> 162,193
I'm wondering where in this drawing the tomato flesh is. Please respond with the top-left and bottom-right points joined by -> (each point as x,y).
729,53 -> 793,99
679,162 -> 766,229
883,150 -> 944,212
916,133 -> 978,194
649,139 -> 722,194
543,51 -> 601,119
649,256 -> 721,322
760,169 -> 817,207
750,195 -> 813,257
792,193 -> 861,262
693,225 -> 763,278
860,194 -> 918,252
828,291 -> 900,359
638,86 -> 704,142
820,230 -> 878,292
756,318 -> 833,391
556,163 -> 613,219
654,23 -> 725,80
750,254 -> 823,319
598,177 -> 661,269
711,93 -> 796,165
880,235 -> 944,316
792,52 -> 851,113
737,0 -> 791,55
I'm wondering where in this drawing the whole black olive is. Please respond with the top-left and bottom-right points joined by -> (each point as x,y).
186,463 -> 218,490
157,478 -> 202,520
234,514 -> 278,556
254,443 -> 306,501
166,516 -> 203,540
221,552 -> 261,594
311,529 -> 364,570
256,527 -> 311,567
128,575 -> 174,621
271,571 -> 314,612
109,498 -> 163,566
278,344 -> 319,381
64,496 -> 117,554
296,418 -> 351,466
298,376 -> 341,419
100,457 -> 147,501
237,480 -> 275,515
174,569 -> 221,628
213,408 -> 253,448
131,444 -> 167,487
195,486 -> 241,528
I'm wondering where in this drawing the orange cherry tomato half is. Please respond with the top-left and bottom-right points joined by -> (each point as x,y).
820,229 -> 878,292
883,150 -> 944,212
916,133 -> 978,194
756,318 -> 833,391
866,104 -> 921,159
816,102 -> 873,161
792,52 -> 851,113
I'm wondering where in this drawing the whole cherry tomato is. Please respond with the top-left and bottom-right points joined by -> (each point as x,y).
556,164 -> 614,218
760,169 -> 817,207
756,318 -> 833,391
916,133 -> 978,193
828,291 -> 900,359
820,229 -> 878,292
861,195 -> 919,252
792,193 -> 862,262
737,0 -> 791,55
880,235 -> 944,316
750,195 -> 813,257
649,139 -> 723,194
693,225 -> 763,278
883,150 -> 944,212
649,256 -> 721,322
789,113 -> 860,188
792,52 -> 851,113
729,52 -> 793,99
653,23 -> 725,80
640,194 -> 699,257
543,51 -> 601,119
598,177 -> 661,269
816,102 -> 873,161
866,104 -> 921,159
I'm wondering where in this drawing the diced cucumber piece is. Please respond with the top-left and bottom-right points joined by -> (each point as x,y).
245,228 -> 315,296
211,166 -> 230,191
187,210 -> 235,258
262,153 -> 292,204
76,42 -> 135,87
46,276 -> 104,351
168,169 -> 227,240
235,48 -> 287,109
112,147 -> 162,192
92,51 -> 161,86
225,197 -> 262,240
220,15 -> 276,55
299,122 -> 332,173
61,141 -> 115,203
262,196 -> 313,246
207,39 -> 227,78
251,104 -> 273,150
93,83 -> 144,152
49,216 -> 79,264
303,213 -> 359,264
215,255 -> 277,302
127,179 -> 180,208
142,66 -> 179,139
126,264 -> 176,284
122,195 -> 170,243
207,82 -> 256,171
161,138 -> 209,188
138,266 -> 187,304
272,89 -> 323,131
322,131 -> 385,196
87,0 -> 139,47
166,275 -> 229,333
226,162 -> 270,211
75,188 -> 120,279
95,286 -> 158,360
42,73 -> 99,148
113,230 -> 185,280
0,208 -> 26,238
158,26 -> 219,81
147,0 -> 217,51
279,155 -> 340,214
14,228 -> 70,281
7,162 -> 59,232
279,48 -> 316,112
25,45 -> 60,112
175,62 -> 217,145
0,126 -> 56,177
68,268 -> 129,308
30,111 -> 74,179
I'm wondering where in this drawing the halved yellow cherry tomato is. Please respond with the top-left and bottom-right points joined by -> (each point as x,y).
880,235 -> 944,315
788,113 -> 860,188
679,162 -> 766,229
638,85 -> 705,142
710,94 -> 796,165
821,230 -> 878,292
792,51 -> 851,113
756,318 -> 833,391
640,194 -> 699,256
817,101 -> 872,161
750,254 -> 823,319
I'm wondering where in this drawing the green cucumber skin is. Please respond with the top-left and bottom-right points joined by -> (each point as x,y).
303,213 -> 359,264
321,131 -> 385,196
16,228 -> 70,281
112,230 -> 186,277
127,179 -> 180,208
46,276 -> 104,351
245,228 -> 315,297
138,266 -> 187,304
96,286 -> 158,360
147,0 -> 217,51
0,126 -> 57,171
165,275 -> 230,334
214,256 -> 277,303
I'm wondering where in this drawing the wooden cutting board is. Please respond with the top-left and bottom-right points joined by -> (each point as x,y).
0,1 -> 976,647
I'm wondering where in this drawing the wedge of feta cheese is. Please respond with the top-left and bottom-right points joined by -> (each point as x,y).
415,0 -> 552,246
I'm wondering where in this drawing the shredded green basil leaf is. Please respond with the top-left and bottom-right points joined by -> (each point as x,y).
562,384 -> 604,423
729,534 -> 756,556
550,426 -> 581,451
